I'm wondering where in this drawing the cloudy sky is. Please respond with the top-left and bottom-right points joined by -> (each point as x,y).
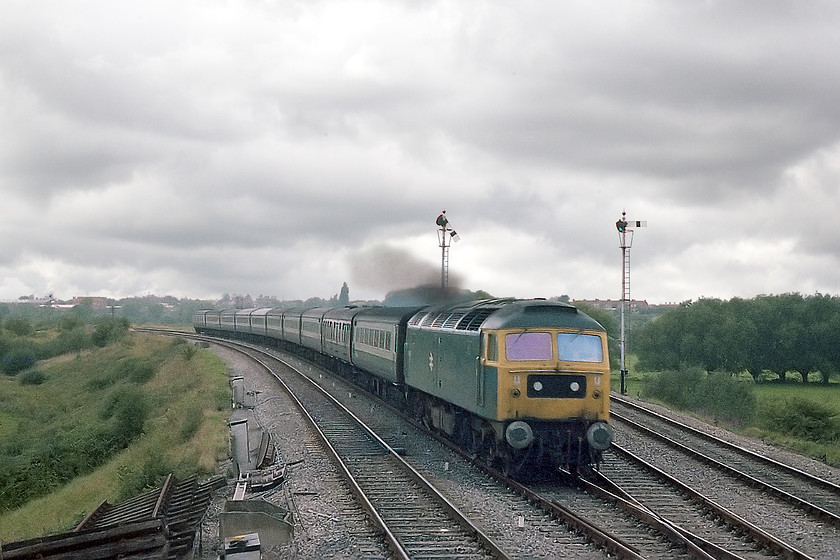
2,1 -> 839,305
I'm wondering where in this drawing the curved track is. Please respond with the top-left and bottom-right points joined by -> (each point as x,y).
228,340 -> 506,560
141,329 -> 840,559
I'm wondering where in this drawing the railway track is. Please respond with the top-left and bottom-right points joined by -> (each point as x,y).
610,395 -> 840,559
157,331 -> 679,558
229,341 -> 507,560
611,396 -> 840,522
220,335 -> 758,559
140,329 -> 840,558
252,341 -> 726,559
592,445 -> 811,559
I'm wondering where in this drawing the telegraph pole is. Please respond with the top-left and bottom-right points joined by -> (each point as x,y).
436,210 -> 460,288
616,211 -> 646,395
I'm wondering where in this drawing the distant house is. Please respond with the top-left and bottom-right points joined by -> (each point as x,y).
71,296 -> 110,309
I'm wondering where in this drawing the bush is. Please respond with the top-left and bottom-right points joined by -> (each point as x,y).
42,328 -> 92,357
87,356 -> 157,389
59,314 -> 84,331
181,344 -> 199,361
643,366 -> 705,409
179,403 -> 204,442
696,371 -> 756,421
643,366 -> 756,423
115,450 -> 171,501
4,317 -> 33,336
19,369 -> 46,385
101,387 -> 149,446
761,397 -> 840,443
2,348 -> 38,375
118,357 -> 156,383
91,317 -> 130,347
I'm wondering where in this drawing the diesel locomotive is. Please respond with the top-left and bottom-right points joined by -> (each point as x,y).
194,298 -> 613,476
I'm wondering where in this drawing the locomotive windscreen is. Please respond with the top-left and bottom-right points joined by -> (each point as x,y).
557,333 -> 604,362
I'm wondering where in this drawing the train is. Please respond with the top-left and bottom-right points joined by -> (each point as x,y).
194,298 -> 613,476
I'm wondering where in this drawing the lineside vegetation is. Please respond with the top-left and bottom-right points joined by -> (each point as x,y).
621,293 -> 840,465
0,327 -> 230,541
617,364 -> 840,466
633,293 -> 840,384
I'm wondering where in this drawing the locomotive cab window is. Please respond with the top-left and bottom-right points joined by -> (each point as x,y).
505,332 -> 552,361
485,333 -> 498,362
557,332 -> 604,363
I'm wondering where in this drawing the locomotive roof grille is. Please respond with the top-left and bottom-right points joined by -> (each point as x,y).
455,307 -> 499,331
407,299 -> 517,332
408,312 -> 428,326
425,311 -> 448,327
442,311 -> 466,328
406,299 -> 603,332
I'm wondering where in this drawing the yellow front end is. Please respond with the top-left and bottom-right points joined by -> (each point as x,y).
483,328 -> 610,423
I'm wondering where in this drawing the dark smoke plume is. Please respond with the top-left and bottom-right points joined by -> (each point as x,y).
349,244 -> 463,296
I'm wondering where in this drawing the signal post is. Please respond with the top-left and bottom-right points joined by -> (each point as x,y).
616,212 -> 646,395
436,211 -> 460,289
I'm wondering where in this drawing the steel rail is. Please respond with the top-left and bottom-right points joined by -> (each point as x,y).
221,339 -> 509,560
143,329 -> 762,559
609,407 -> 840,528
570,472 -> 720,560
597,444 -> 814,560
612,395 -> 840,496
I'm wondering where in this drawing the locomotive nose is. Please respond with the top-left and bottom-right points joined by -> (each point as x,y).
505,420 -> 535,449
586,421 -> 614,451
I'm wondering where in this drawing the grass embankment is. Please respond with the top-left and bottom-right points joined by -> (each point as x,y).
0,333 -> 230,542
613,362 -> 840,466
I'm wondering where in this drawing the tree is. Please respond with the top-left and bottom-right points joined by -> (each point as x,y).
635,293 -> 840,383
809,295 -> 840,384
635,301 -> 693,371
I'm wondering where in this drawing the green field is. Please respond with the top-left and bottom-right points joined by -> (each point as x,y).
0,333 -> 231,541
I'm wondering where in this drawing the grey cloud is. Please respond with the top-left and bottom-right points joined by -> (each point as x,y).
3,2 -> 840,303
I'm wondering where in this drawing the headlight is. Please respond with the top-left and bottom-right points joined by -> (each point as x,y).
586,421 -> 613,451
505,420 -> 534,449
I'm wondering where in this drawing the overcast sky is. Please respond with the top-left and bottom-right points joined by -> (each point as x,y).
2,1 -> 840,305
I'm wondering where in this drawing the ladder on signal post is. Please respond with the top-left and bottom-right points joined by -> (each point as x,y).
441,244 -> 450,289
623,245 -> 631,306
437,211 -> 460,289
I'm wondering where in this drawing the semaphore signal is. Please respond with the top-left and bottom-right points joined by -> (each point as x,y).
616,211 -> 646,395
436,210 -> 460,289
